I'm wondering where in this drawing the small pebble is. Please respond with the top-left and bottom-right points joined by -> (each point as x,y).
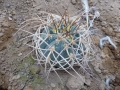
45,0 -> 50,2
101,21 -> 107,26
18,53 -> 22,56
5,3 -> 12,8
8,17 -> 12,21
0,58 -> 4,64
12,75 -> 20,80
1,71 -> 6,75
8,86 -> 12,90
0,33 -> 4,37
25,86 -> 33,90
71,0 -> 76,5
51,83 -> 56,88
85,79 -> 91,86
118,27 -> 120,32
13,81 -> 17,86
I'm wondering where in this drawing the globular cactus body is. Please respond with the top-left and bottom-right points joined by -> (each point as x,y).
39,24 -> 85,69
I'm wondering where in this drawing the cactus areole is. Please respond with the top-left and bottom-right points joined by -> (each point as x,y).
39,24 -> 85,68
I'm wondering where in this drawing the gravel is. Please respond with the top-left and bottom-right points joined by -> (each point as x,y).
0,33 -> 4,37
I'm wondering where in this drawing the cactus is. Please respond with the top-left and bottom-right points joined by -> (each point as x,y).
16,0 -> 100,83
39,24 -> 85,69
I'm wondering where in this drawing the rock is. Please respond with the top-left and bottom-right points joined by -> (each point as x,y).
45,0 -> 50,2
71,0 -> 76,5
29,65 -> 40,74
12,10 -> 16,15
0,71 -> 6,75
101,21 -> 107,27
0,33 -> 4,37
102,26 -> 105,30
118,27 -> 120,32
107,27 -> 115,36
94,63 -> 101,74
8,17 -> 12,21
115,86 -> 120,90
102,26 -> 115,36
51,83 -> 56,88
66,73 -> 85,90
12,75 -> 20,80
8,86 -> 12,90
0,58 -> 5,64
5,2 -> 12,8
18,53 -> 22,56
13,81 -> 17,86
85,79 -> 91,86
115,76 -> 120,84
16,42 -> 22,48
99,17 -> 106,21
24,86 -> 33,90
91,35 -> 100,46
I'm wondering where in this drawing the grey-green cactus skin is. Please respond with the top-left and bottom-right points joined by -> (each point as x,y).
40,25 -> 85,68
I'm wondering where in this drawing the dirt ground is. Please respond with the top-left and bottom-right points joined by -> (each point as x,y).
0,0 -> 120,90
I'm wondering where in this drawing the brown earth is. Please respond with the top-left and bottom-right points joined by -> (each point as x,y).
0,0 -> 120,90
